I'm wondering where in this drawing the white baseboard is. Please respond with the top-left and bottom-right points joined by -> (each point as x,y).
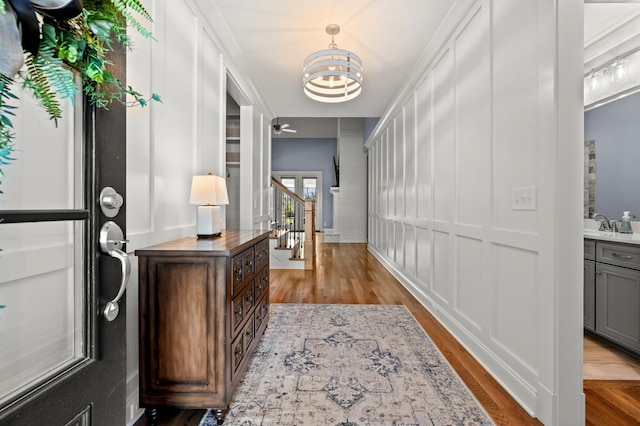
126,389 -> 144,426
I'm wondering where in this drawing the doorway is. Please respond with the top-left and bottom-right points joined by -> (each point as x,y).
583,1 -> 640,379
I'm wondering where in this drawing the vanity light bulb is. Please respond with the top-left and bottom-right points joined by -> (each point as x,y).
616,63 -> 626,81
590,74 -> 600,92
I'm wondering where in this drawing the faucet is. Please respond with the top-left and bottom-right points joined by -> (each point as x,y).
592,213 -> 612,231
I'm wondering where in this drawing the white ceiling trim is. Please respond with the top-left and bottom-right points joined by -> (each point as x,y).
584,14 -> 640,72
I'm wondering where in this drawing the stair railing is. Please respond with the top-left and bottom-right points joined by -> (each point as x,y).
271,176 -> 316,269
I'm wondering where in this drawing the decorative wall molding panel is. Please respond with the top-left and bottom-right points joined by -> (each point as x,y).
366,1 -> 584,424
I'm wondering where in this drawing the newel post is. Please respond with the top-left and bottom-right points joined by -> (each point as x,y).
304,199 -> 316,270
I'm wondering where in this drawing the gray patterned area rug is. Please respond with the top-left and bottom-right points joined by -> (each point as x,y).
200,304 -> 494,425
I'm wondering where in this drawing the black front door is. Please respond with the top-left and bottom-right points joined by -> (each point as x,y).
0,48 -> 128,425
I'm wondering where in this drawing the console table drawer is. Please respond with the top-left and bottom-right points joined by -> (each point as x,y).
232,247 -> 255,296
255,268 -> 269,300
231,282 -> 256,336
255,239 -> 269,270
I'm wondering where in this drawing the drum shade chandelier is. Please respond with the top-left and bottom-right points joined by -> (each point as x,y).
303,24 -> 363,103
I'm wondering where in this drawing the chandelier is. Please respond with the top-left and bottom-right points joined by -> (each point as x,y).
303,24 -> 363,103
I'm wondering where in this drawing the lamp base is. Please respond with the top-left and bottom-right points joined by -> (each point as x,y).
196,232 -> 222,239
196,205 -> 223,238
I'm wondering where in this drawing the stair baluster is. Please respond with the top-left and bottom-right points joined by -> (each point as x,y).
270,177 -> 316,269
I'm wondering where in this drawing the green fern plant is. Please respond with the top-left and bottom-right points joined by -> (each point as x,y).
111,0 -> 153,39
0,74 -> 17,194
0,0 -> 160,193
22,48 -> 77,122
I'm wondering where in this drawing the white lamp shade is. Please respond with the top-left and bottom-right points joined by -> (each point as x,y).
189,174 -> 229,205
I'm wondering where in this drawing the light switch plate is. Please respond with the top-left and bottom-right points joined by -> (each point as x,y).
512,186 -> 537,211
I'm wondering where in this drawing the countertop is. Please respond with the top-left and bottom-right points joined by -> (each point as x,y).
584,229 -> 640,245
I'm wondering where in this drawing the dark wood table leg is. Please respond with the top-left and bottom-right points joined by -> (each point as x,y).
213,408 -> 227,425
145,407 -> 160,425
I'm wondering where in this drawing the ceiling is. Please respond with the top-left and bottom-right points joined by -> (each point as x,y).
212,0 -> 453,118
584,2 -> 640,47
214,1 -> 640,122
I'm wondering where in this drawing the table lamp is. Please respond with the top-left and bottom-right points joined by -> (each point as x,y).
189,173 -> 229,238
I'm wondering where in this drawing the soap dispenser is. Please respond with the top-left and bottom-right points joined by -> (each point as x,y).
620,211 -> 633,234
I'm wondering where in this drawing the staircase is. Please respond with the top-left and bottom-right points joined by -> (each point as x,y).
270,177 -> 316,270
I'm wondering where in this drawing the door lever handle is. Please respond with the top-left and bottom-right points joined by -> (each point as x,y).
99,221 -> 131,322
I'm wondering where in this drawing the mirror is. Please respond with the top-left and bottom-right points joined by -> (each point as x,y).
584,89 -> 640,220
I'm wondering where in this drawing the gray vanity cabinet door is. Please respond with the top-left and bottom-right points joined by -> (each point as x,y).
584,259 -> 596,331
595,263 -> 640,354
584,239 -> 596,261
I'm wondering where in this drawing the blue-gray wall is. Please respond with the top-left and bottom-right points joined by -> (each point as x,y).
272,138 -> 337,228
584,91 -> 640,220
364,117 -> 379,143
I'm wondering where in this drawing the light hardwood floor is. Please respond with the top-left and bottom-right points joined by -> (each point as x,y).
584,334 -> 640,380
135,235 -> 640,425
583,335 -> 640,426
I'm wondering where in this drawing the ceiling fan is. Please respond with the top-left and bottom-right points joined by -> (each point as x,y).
273,118 -> 297,135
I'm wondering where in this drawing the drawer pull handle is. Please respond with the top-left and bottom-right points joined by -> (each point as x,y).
234,263 -> 243,275
234,305 -> 243,320
612,253 -> 634,260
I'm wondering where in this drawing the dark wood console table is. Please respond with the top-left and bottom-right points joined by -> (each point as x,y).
135,230 -> 270,425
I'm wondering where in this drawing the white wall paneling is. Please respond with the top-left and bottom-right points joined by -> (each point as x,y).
404,224 -> 416,277
380,218 -> 387,254
432,47 -> 455,224
365,0 -> 584,424
335,118 -> 367,243
198,29 -> 225,178
388,220 -> 394,257
415,227 -> 431,287
387,128 -> 392,219
492,244 -> 538,381
416,76 -> 432,220
454,236 -> 483,332
251,112 -> 261,220
395,222 -> 404,267
368,146 -> 374,244
405,95 -> 417,220
454,5 -> 490,228
378,135 -> 383,217
124,0 -> 272,422
492,0 -> 538,234
387,124 -> 395,218
155,0 -> 199,232
432,230 -> 451,305
394,112 -> 405,218
239,106 -> 254,229
239,108 -> 272,231
261,116 -> 272,230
